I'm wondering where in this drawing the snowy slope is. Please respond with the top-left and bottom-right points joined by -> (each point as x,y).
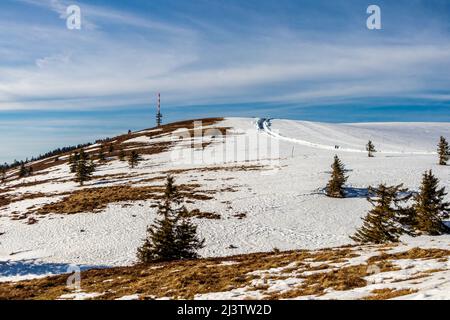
0,117 -> 449,286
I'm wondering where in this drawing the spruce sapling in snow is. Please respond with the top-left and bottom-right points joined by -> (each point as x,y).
128,150 -> 141,169
137,175 -> 205,263
98,146 -> 106,162
366,140 -> 376,158
326,155 -> 348,198
108,143 -> 114,154
88,159 -> 96,175
75,149 -> 93,186
413,170 -> 449,235
437,136 -> 449,165
351,184 -> 411,244
18,163 -> 27,178
118,148 -> 126,161
1,168 -> 6,184
69,152 -> 79,173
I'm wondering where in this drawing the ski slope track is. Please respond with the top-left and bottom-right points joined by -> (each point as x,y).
259,118 -> 437,155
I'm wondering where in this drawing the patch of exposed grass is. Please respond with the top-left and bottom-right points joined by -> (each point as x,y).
309,248 -> 359,263
268,260 -> 399,299
0,245 -> 443,300
0,195 -> 11,208
162,164 -> 266,176
362,288 -> 418,300
5,118 -> 225,180
368,247 -> 450,263
181,209 -> 221,220
0,248 -> 346,300
32,184 -> 212,215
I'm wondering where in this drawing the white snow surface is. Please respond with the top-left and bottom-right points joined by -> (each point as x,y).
0,117 -> 449,293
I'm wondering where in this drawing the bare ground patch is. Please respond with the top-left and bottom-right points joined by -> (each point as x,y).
1,245 -> 447,300
368,247 -> 450,263
362,288 -> 418,300
0,247 -> 364,300
31,184 -> 214,215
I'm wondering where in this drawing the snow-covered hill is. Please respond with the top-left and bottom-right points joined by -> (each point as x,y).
0,117 -> 449,299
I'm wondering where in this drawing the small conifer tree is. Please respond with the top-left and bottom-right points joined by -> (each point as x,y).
98,147 -> 106,162
326,155 -> 348,198
366,140 -> 376,158
137,176 -> 205,263
118,149 -> 126,161
128,150 -> 141,169
351,184 -> 411,244
413,170 -> 449,235
437,136 -> 449,165
1,168 -> 6,184
69,152 -> 79,173
88,159 -> 96,175
108,143 -> 114,154
18,163 -> 27,178
75,149 -> 93,186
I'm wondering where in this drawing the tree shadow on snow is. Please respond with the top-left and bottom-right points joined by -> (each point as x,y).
0,259 -> 103,278
343,187 -> 370,198
316,187 -> 370,199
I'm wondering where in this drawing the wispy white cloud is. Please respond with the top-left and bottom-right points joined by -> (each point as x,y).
0,0 -> 449,112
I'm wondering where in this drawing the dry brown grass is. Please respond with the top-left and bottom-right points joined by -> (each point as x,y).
0,247 -> 358,300
8,178 -> 55,189
309,248 -> 359,262
0,195 -> 11,208
162,164 -> 266,176
32,184 -> 213,215
267,259 -> 399,299
362,288 -> 418,300
5,118 -> 225,180
0,192 -> 55,211
181,209 -> 221,220
0,245 -> 443,301
368,247 -> 450,263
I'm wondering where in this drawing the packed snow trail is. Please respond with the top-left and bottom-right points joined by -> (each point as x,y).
258,118 -> 436,155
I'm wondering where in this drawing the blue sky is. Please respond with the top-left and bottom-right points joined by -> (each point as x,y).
0,0 -> 450,163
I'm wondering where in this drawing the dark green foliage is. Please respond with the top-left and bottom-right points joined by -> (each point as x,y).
118,149 -> 126,161
18,163 -> 32,178
74,149 -> 94,186
1,142 -> 92,173
18,163 -> 27,178
1,168 -> 6,184
108,143 -> 114,154
19,163 -> 28,178
98,147 -> 106,162
137,176 -> 205,263
438,136 -> 449,165
326,155 -> 348,198
351,184 -> 412,244
413,170 -> 449,235
366,140 -> 376,158
69,152 -> 80,173
128,150 -> 141,169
